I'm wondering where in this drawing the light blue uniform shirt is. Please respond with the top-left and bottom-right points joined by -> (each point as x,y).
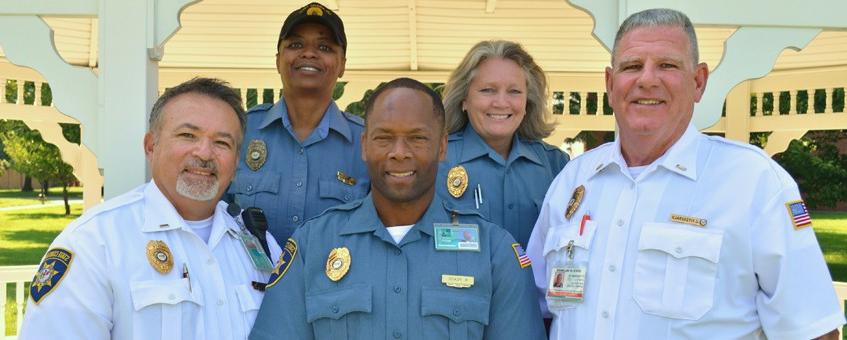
437,125 -> 569,247
229,100 -> 369,243
250,194 -> 546,340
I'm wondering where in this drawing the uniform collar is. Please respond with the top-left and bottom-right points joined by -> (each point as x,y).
257,99 -> 354,143
590,123 -> 700,181
457,124 -> 542,166
140,181 -> 240,246
339,194 -> 445,238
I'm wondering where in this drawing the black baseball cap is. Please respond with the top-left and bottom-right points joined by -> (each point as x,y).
277,2 -> 347,53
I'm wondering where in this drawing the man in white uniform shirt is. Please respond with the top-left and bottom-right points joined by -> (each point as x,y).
20,78 -> 281,340
527,8 -> 844,340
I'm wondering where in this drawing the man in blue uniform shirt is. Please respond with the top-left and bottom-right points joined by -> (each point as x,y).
250,78 -> 546,340
229,2 -> 369,242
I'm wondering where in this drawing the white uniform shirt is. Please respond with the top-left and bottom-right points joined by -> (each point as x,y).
21,181 -> 282,340
527,124 -> 845,340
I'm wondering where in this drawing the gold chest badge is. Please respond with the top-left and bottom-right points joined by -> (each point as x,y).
446,166 -> 469,198
246,140 -> 267,171
146,240 -> 174,274
336,170 -> 356,186
565,185 -> 585,220
326,247 -> 351,281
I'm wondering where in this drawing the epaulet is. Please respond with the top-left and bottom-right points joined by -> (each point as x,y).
246,103 -> 273,115
63,187 -> 145,233
704,135 -> 792,183
342,111 -> 365,126
706,134 -> 769,158
305,198 -> 364,223
537,140 -> 560,151
447,131 -> 463,142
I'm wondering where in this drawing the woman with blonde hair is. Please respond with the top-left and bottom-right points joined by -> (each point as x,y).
438,40 -> 569,247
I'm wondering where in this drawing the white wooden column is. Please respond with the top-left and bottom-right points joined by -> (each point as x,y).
97,0 -> 158,197
34,82 -> 42,106
578,92 -> 588,115
825,88 -> 834,113
788,90 -> 797,114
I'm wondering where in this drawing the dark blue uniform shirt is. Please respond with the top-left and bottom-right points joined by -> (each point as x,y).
229,100 -> 369,243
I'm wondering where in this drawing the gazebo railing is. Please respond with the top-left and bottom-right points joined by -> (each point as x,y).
1,265 -> 36,339
1,264 -> 846,338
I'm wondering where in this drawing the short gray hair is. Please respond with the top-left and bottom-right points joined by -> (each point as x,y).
442,40 -> 555,141
612,8 -> 699,65
149,77 -> 246,146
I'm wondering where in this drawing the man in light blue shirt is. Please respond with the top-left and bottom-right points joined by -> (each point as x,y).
250,78 -> 545,340
229,2 -> 368,242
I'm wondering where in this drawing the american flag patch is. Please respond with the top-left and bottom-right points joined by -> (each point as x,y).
512,243 -> 531,269
785,200 -> 813,230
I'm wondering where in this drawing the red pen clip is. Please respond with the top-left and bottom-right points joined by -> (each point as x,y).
579,212 -> 590,236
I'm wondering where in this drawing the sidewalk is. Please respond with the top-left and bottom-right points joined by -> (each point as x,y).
0,199 -> 83,212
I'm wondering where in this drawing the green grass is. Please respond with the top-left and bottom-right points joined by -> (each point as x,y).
1,203 -> 81,336
0,187 -> 82,208
812,211 -> 847,282
0,204 -> 82,265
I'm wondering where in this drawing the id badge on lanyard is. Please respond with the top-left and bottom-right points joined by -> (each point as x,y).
237,229 -> 274,272
546,240 -> 587,311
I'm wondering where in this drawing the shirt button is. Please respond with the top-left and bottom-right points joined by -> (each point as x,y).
675,246 -> 683,254
452,308 -> 461,317
207,258 -> 215,265
293,215 -> 300,222
393,330 -> 402,339
616,219 -> 624,227
299,148 -> 304,154
217,299 -> 225,306
331,305 -> 339,313
608,265 -> 616,272
394,249 -> 402,256
296,181 -> 302,187
344,193 -> 351,201
601,311 -> 609,318
393,286 -> 402,293
246,185 -> 253,192
508,203 -> 514,209
168,294 -> 176,300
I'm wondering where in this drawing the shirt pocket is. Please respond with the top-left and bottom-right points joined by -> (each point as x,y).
305,283 -> 372,340
420,286 -> 490,340
542,220 -> 598,263
234,284 -> 263,333
318,178 -> 365,204
633,222 -> 724,320
130,278 -> 204,340
229,172 -> 280,207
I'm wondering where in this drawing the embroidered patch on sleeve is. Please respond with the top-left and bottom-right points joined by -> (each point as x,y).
512,243 -> 532,269
30,248 -> 74,304
785,200 -> 813,230
267,238 -> 297,288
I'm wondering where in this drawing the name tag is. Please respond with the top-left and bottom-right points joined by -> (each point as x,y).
442,274 -> 475,288
433,223 -> 480,251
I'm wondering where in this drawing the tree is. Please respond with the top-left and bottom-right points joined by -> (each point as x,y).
0,120 -> 78,215
774,131 -> 847,209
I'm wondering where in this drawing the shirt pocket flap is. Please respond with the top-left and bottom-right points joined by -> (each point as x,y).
319,178 -> 354,202
130,278 -> 202,311
305,283 -> 372,322
420,286 -> 490,325
542,220 -> 597,256
231,172 -> 279,195
234,284 -> 262,312
638,223 -> 723,263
